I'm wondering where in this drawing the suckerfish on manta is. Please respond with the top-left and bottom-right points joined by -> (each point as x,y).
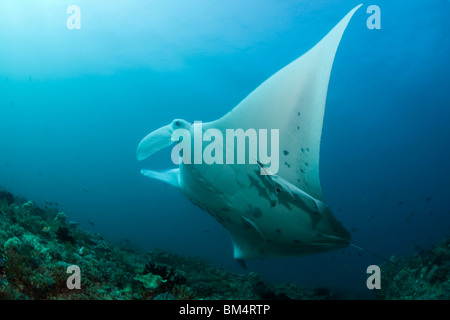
137,5 -> 363,265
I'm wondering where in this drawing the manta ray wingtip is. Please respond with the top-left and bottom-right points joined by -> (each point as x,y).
347,4 -> 363,21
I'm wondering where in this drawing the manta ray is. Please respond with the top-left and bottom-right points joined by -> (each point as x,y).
137,5 -> 362,262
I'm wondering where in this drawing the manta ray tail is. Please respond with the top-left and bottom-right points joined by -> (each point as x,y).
350,243 -> 412,274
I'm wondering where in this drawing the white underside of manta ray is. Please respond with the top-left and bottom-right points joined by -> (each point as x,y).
137,5 -> 362,260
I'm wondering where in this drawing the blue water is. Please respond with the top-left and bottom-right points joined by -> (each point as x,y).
1,0 -> 449,298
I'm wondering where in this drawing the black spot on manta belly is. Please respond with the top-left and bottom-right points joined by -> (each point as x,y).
284,162 -> 291,168
283,150 -> 289,156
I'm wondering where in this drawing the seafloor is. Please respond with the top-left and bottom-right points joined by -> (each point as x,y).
0,189 -> 448,300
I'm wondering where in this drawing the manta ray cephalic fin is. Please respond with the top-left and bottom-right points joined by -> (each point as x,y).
141,169 -> 181,189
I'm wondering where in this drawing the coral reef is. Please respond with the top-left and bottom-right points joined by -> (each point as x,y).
2,188 -> 448,300
0,191 -> 14,206
0,188 -> 342,300
376,237 -> 450,299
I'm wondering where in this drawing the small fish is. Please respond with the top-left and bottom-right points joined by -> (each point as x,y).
88,220 -> 95,226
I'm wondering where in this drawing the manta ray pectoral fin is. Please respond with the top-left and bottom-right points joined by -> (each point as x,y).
137,123 -> 175,161
230,236 -> 262,260
273,174 -> 327,213
141,168 -> 180,189
203,4 -> 363,203
228,217 -> 267,259
241,216 -> 267,245
315,200 -> 328,213
289,184 -> 328,213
